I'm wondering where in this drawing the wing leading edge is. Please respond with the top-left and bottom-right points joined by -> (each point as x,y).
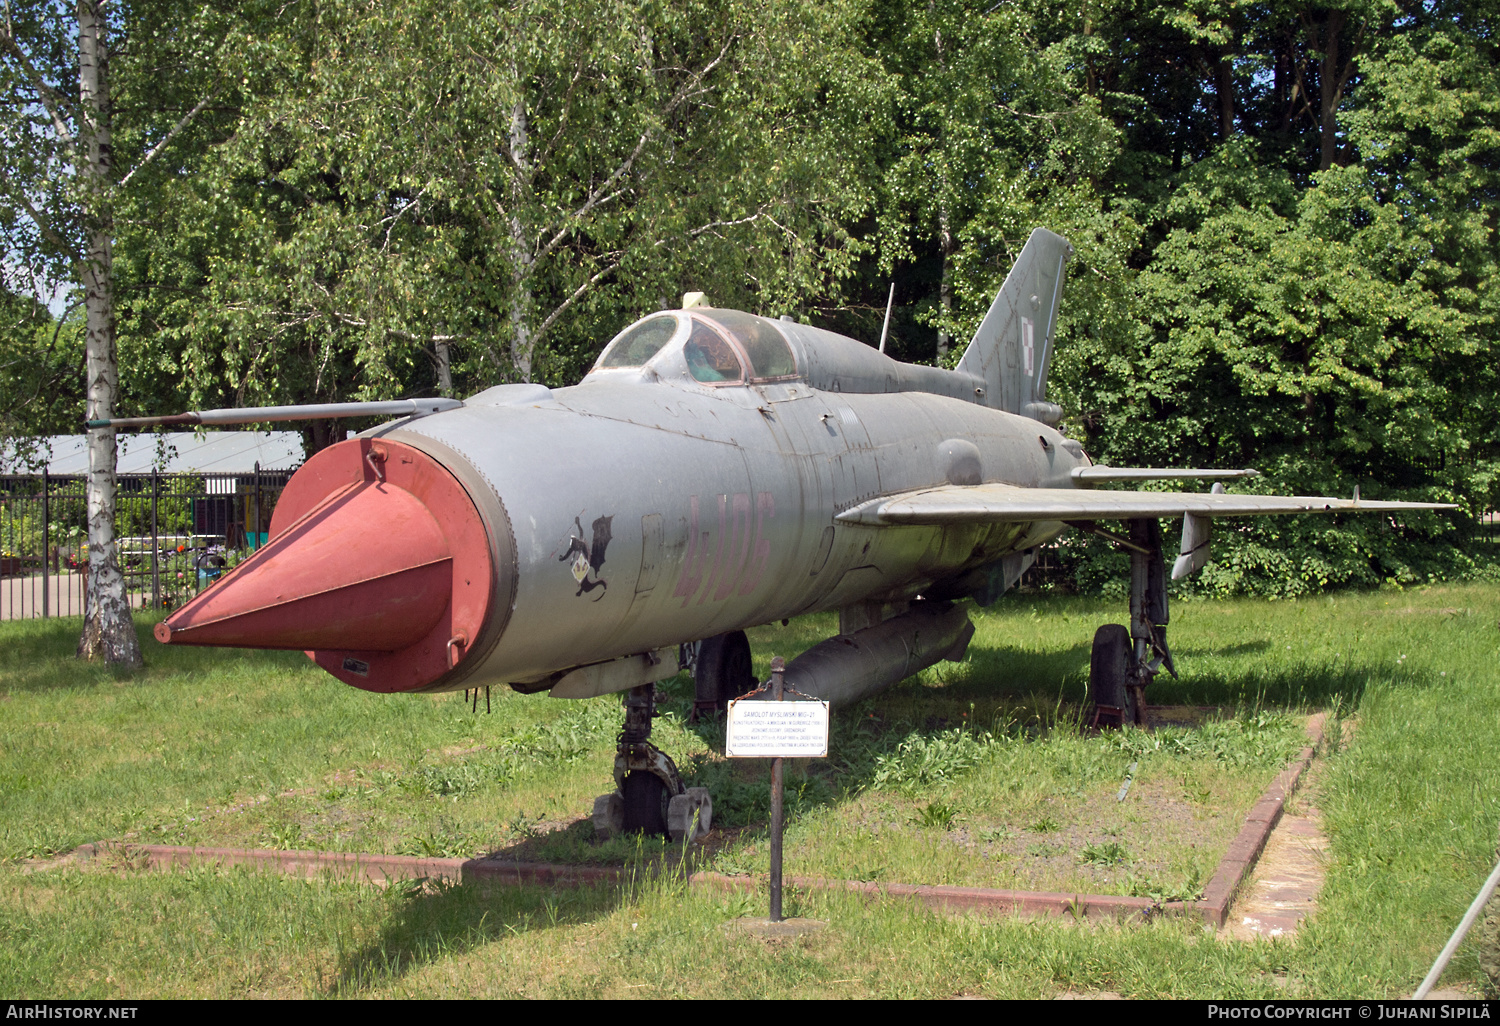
835,482 -> 1452,527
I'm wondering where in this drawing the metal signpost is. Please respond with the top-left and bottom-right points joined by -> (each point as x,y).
725,655 -> 830,922
40,469 -> 49,618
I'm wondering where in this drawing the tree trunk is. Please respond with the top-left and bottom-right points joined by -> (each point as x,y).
1274,36 -> 1291,134
76,0 -> 141,667
508,276 -> 534,382
1317,11 -> 1348,171
1082,17 -> 1095,96
937,205 -> 954,361
507,93 -> 535,383
434,338 -> 453,396
305,420 -> 343,455
1216,49 -> 1236,141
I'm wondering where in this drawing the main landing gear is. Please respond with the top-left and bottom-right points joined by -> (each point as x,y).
592,681 -> 712,842
690,629 -> 755,722
1084,518 -> 1177,729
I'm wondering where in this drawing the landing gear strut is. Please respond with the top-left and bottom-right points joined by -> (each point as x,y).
1088,518 -> 1176,729
592,682 -> 712,841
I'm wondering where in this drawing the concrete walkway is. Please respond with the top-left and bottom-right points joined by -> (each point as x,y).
0,573 -> 154,621
1224,719 -> 1336,942
1225,807 -> 1330,940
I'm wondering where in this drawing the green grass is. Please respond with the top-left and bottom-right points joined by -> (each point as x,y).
1,584 -> 1497,997
0,613 -> 638,864
693,709 -> 1294,895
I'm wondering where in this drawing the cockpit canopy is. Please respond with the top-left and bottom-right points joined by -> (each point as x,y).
593,310 -> 799,385
590,305 -> 987,405
596,315 -> 678,369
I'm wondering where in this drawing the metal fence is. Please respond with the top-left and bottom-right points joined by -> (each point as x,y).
0,467 -> 293,621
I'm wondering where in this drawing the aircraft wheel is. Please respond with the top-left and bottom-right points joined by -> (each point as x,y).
1089,624 -> 1137,728
621,770 -> 670,836
693,630 -> 754,718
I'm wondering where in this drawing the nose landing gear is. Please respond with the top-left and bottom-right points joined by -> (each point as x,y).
592,682 -> 712,841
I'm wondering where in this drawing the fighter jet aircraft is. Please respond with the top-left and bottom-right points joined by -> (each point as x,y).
96,228 -> 1448,838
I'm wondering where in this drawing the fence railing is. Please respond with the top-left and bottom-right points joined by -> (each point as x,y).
0,467 -> 293,621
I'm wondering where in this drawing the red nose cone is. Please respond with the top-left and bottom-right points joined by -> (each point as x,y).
156,438 -> 494,693
153,484 -> 452,651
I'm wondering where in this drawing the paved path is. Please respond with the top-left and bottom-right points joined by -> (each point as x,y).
1225,808 -> 1330,940
0,573 -> 154,621
1224,720 -> 1337,943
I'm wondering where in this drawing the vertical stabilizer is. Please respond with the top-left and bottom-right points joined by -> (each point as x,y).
955,228 -> 1073,421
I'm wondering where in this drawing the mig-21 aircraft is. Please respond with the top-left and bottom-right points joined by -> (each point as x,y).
97,228 -> 1449,838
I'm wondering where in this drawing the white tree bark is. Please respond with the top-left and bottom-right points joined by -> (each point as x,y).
76,0 -> 140,667
490,41 -> 732,384
507,93 -> 535,382
937,203 -> 954,361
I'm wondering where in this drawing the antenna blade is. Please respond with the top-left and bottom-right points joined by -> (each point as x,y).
878,282 -> 895,354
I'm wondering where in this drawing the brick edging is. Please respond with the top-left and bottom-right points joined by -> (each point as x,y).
68,714 -> 1328,925
689,870 -> 1169,919
1195,711 -> 1327,926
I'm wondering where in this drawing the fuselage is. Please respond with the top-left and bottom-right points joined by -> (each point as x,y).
162,306 -> 1092,695
351,308 -> 1089,692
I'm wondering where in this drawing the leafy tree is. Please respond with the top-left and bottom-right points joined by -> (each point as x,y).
1053,3 -> 1499,593
3,0 -> 139,663
0,288 -> 84,452
850,1 -> 1496,593
120,0 -> 884,451
822,0 -> 1138,370
3,0 -> 251,661
10,0 -> 1494,610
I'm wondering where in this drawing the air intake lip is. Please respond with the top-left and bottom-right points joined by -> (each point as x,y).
157,438 -> 494,693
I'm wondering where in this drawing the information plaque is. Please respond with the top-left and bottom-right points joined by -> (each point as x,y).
725,698 -> 830,758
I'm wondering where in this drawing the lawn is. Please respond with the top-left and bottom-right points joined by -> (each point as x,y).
1,584 -> 1496,998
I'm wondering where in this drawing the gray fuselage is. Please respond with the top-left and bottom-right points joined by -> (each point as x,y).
375,310 -> 1089,691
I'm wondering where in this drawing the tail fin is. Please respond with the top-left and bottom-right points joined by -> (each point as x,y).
955,228 -> 1073,422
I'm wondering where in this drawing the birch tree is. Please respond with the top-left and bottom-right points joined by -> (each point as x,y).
2,0 -> 230,664
872,0 -> 1135,366
142,0 -> 880,415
